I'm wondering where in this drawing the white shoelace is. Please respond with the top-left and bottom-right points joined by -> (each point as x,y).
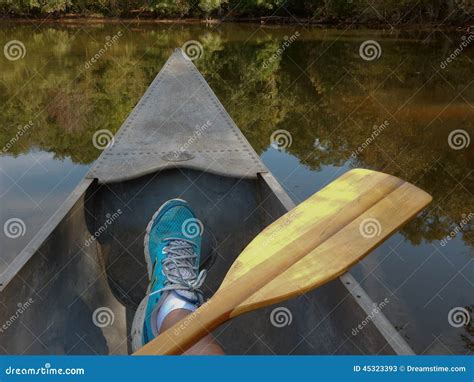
150,238 -> 206,303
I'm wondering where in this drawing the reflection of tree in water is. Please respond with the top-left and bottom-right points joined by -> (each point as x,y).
0,25 -> 472,249
205,36 -> 473,252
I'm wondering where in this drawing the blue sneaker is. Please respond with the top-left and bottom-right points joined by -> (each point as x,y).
131,199 -> 206,352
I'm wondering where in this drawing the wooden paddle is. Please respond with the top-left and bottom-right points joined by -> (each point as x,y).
134,168 -> 431,355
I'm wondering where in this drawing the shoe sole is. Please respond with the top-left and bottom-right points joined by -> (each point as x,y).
130,198 -> 188,353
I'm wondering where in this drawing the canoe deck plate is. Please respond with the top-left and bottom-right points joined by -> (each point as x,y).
87,49 -> 267,183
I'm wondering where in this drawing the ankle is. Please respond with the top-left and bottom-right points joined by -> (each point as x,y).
153,292 -> 197,335
160,309 -> 195,333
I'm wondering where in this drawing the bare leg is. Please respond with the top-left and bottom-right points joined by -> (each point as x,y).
160,309 -> 225,355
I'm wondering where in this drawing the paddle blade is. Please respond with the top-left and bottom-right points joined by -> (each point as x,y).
220,169 -> 432,317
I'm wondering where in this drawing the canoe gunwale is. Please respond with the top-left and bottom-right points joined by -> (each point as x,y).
0,178 -> 94,292
340,273 -> 415,355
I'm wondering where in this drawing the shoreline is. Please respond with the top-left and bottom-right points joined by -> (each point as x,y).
0,15 -> 471,31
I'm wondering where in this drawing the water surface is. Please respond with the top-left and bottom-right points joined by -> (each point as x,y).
0,22 -> 472,354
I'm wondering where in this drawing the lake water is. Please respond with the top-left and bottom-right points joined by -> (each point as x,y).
0,21 -> 472,354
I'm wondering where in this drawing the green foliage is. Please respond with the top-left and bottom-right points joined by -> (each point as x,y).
150,0 -> 191,16
0,0 -> 471,22
0,0 -> 71,14
198,0 -> 222,15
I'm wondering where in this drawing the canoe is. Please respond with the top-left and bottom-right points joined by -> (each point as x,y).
0,49 -> 414,355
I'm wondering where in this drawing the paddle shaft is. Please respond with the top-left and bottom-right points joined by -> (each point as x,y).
134,243 -> 308,355
134,176 -> 406,355
132,287 -> 231,355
